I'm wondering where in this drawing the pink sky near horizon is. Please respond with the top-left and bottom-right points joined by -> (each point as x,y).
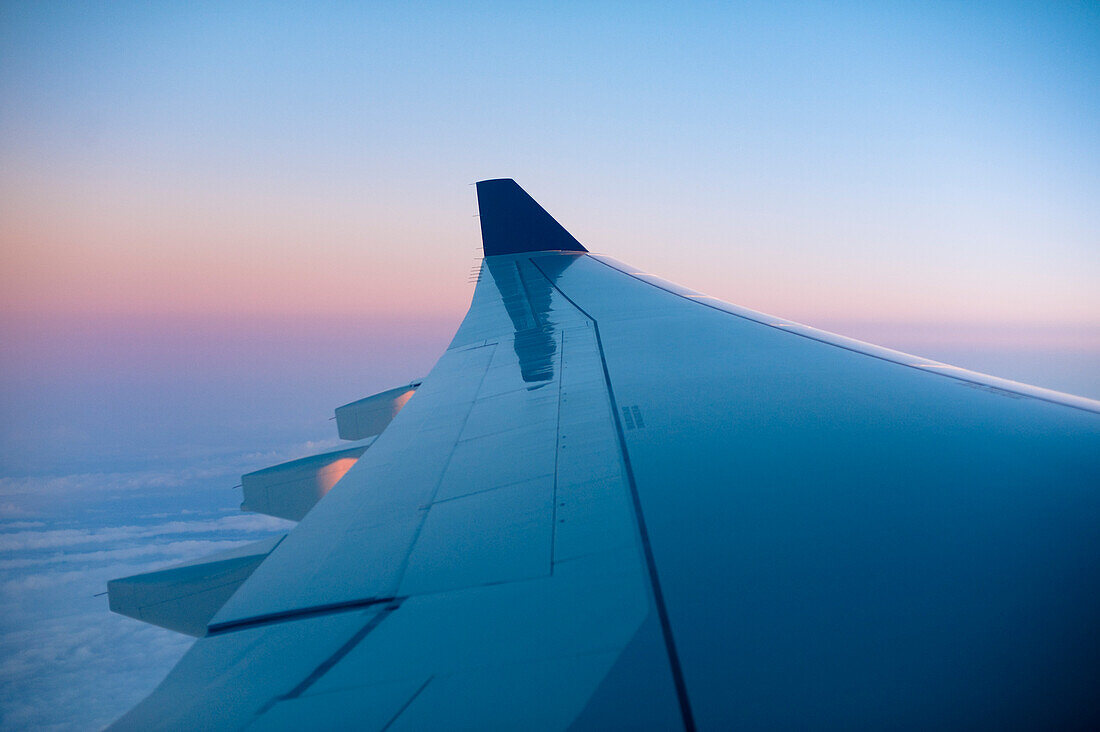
3,169 -> 1098,329
1,1 -> 1097,402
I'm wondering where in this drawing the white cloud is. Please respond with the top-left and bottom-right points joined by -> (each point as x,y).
0,514 -> 292,552
238,438 -> 346,467
0,538 -> 262,571
0,502 -> 37,519
0,507 -> 295,729
0,612 -> 192,730
0,470 -> 204,498
0,521 -> 45,530
0,439 -> 340,730
138,509 -> 205,519
0,472 -> 184,497
0,438 -> 349,501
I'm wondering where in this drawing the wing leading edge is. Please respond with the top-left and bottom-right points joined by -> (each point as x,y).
110,180 -> 1100,730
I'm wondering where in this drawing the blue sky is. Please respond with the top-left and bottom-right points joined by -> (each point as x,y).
0,2 -> 1098,728
3,2 -> 1098,325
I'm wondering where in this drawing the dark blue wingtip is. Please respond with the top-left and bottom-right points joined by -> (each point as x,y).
476,179 -> 587,257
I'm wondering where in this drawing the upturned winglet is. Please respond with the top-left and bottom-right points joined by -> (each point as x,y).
476,178 -> 587,257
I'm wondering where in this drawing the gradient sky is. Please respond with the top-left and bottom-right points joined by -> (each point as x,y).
2,1 -> 1098,324
1,4 -> 1099,728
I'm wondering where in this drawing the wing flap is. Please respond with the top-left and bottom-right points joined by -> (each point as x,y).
240,446 -> 368,521
334,383 -> 421,441
107,535 -> 285,636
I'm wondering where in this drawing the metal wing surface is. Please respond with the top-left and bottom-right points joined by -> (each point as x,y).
111,179 -> 1100,730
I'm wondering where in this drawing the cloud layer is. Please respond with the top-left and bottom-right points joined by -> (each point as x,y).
0,465 -> 295,731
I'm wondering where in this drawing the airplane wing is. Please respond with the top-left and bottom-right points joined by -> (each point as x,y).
109,179 -> 1100,729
